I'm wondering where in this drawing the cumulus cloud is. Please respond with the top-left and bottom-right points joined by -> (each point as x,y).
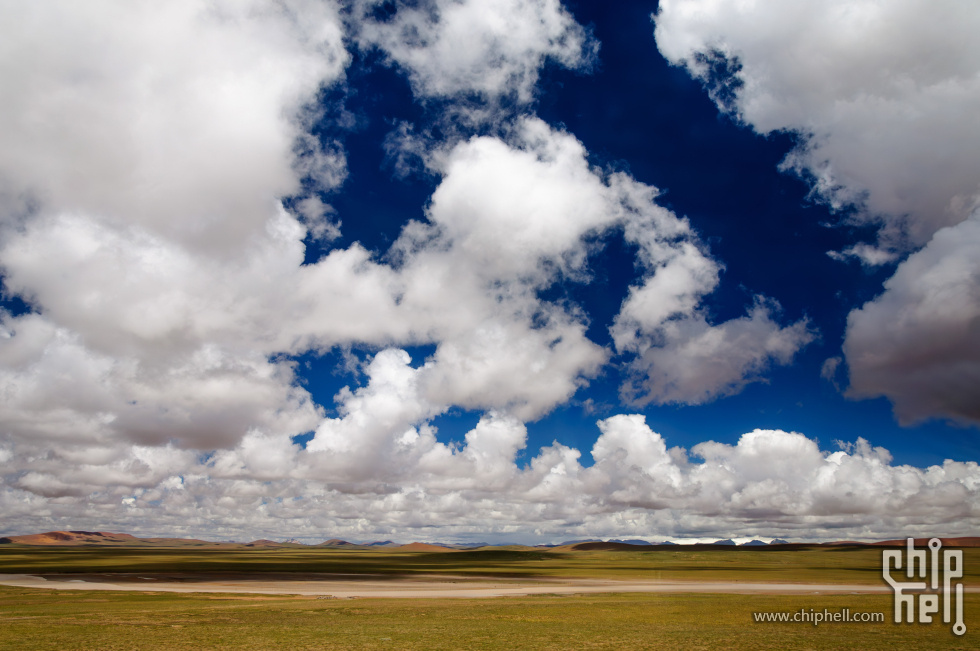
0,1 -> 368,452
654,0 -> 980,251
11,444 -> 196,499
378,120 -> 617,419
610,177 -> 813,404
844,212 -> 980,425
0,97 -> 809,454
353,0 -> 595,103
304,349 -> 443,480
0,0 -> 374,453
2,0 -> 949,545
654,0 -> 980,423
292,196 -> 342,243
404,119 -> 811,413
0,0 -> 349,254
0,311 -> 320,450
619,300 -> 815,406
0,206 -> 380,450
3,414 -> 977,541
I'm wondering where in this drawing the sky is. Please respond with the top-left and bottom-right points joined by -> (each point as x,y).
0,0 -> 978,544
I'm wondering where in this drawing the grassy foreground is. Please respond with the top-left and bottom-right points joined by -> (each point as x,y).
1,586 -> 976,650
1,545 -> 977,649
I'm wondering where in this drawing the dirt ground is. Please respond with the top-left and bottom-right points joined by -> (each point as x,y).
0,572 -> 921,598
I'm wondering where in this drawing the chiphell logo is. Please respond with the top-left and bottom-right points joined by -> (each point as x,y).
883,537 -> 965,636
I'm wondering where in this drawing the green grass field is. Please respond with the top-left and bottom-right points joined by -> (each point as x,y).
1,546 -> 977,650
1,587 -> 976,650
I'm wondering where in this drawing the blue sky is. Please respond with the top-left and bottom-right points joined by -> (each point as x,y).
1,0 -> 978,543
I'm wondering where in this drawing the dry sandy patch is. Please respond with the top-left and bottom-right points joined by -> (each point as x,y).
0,573 -> 927,598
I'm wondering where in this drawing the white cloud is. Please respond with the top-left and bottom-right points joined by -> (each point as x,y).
382,120 -> 616,418
0,0 -> 348,255
353,0 -> 595,103
0,310 -> 321,450
826,243 -> 899,267
620,299 -> 815,406
0,0 -> 359,449
11,444 -> 195,499
0,96 -> 810,454
416,317 -> 605,422
422,119 -> 613,281
844,211 -> 980,425
3,414 -> 977,542
654,0 -> 980,250
610,178 -> 813,405
1,0 -> 954,546
820,356 -> 842,390
304,349 -> 442,479
380,120 -> 617,419
654,0 -> 980,423
0,1 -> 391,454
396,119 -> 810,414
293,196 -> 342,243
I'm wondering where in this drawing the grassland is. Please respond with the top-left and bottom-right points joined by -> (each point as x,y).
0,545 -> 977,650
6,544 -> 978,584
2,586 -> 977,650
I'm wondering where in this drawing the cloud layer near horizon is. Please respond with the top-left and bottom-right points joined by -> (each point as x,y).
2,408 -> 977,543
0,0 -> 977,541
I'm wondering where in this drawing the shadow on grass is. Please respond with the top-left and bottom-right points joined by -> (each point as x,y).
3,545 -> 975,585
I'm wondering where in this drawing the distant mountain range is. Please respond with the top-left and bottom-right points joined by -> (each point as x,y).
2,530 -> 978,549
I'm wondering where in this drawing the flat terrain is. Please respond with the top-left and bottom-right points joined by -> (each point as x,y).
7,543 -> 974,583
0,545 -> 976,649
1,585 -> 976,650
0,572 -> 904,598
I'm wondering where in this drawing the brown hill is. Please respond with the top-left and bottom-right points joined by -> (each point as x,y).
244,539 -> 282,547
317,539 -> 368,548
0,531 -> 228,547
137,537 -> 218,546
0,531 -> 140,545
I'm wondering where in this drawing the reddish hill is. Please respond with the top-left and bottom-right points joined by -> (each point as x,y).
0,531 -> 140,545
0,531 -> 225,547
137,537 -> 217,546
